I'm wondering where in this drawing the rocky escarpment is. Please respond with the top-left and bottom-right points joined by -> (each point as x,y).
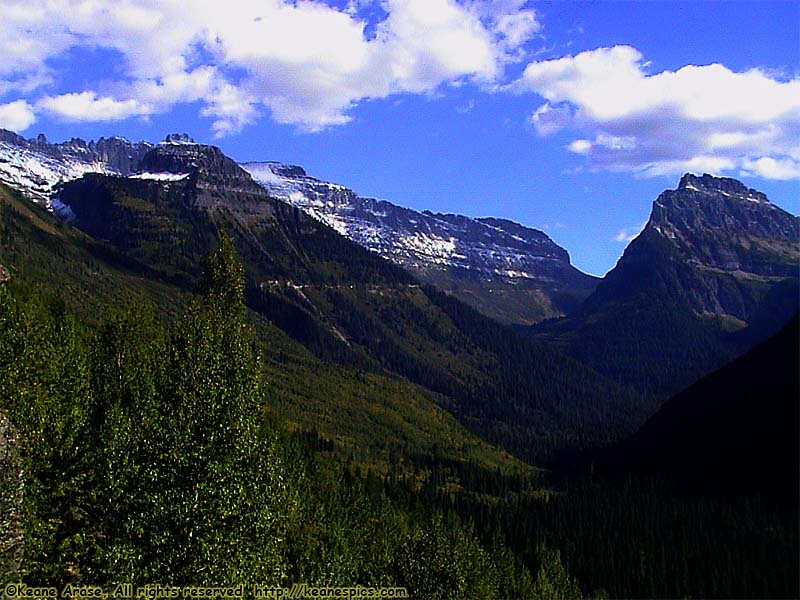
138,139 -> 271,214
244,161 -> 598,323
646,173 -> 798,277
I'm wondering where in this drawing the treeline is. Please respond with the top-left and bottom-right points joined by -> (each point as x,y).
0,237 -> 585,598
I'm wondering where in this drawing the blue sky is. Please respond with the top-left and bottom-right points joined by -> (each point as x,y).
0,0 -> 797,275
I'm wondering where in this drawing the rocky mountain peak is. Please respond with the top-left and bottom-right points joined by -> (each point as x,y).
162,133 -> 197,145
477,217 -> 570,261
649,173 -> 795,247
137,142 -> 269,211
138,142 -> 259,184
0,128 -> 152,171
677,173 -> 769,202
598,174 -> 799,322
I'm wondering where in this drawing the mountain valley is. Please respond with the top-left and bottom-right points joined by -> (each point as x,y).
0,128 -> 797,598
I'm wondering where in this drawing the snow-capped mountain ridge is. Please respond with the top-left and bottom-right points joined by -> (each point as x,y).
243,161 -> 599,322
0,128 -> 597,323
243,161 -> 573,280
0,128 -> 152,204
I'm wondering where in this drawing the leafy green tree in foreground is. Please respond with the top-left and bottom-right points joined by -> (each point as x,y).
0,289 -> 95,583
136,231 -> 292,583
0,235 -> 293,584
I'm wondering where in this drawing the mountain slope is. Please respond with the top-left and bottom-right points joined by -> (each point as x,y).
56,141 -> 643,462
0,179 -> 530,481
532,173 -> 799,396
599,313 -> 799,504
244,161 -> 598,324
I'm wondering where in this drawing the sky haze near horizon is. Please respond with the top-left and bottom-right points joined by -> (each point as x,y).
0,0 -> 797,275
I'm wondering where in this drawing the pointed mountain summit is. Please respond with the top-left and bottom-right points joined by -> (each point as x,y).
533,173 -> 799,396
589,172 -> 798,316
244,161 -> 598,324
651,173 -> 794,274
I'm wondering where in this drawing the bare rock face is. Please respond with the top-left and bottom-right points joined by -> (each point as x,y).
138,140 -> 274,216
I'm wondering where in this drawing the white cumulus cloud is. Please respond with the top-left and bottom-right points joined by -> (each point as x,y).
741,156 -> 800,181
0,100 -> 36,131
0,0 -> 539,135
512,45 -> 800,180
38,92 -> 151,122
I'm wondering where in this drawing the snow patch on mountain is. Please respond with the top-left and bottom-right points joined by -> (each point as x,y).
242,162 -> 284,186
130,172 -> 190,181
0,129 -> 155,205
0,140 -> 113,203
398,233 -> 457,264
242,161 -> 575,283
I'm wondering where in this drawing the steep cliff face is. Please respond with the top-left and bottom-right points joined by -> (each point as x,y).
137,140 -> 274,216
532,173 -> 799,396
244,161 -> 598,324
590,173 -> 799,321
